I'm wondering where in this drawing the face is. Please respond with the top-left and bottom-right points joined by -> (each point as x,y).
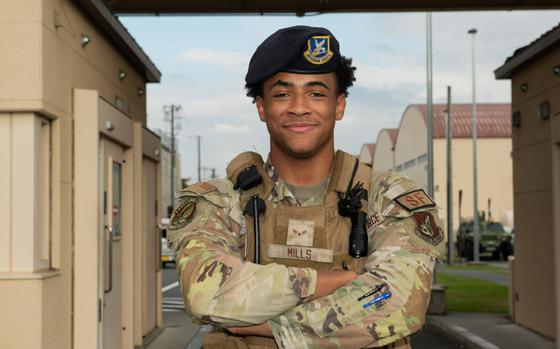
256,72 -> 346,159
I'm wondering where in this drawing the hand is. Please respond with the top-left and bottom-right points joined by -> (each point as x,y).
228,322 -> 272,337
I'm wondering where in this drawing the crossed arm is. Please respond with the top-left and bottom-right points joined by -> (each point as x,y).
228,270 -> 358,336
172,195 -> 442,348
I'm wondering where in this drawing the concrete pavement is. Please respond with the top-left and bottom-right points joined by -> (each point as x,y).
426,262 -> 556,349
427,312 -> 555,349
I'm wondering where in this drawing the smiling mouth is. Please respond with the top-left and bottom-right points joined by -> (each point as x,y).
284,122 -> 318,133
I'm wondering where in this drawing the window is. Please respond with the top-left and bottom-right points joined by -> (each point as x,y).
112,162 -> 122,237
404,158 -> 416,169
417,153 -> 427,164
38,118 -> 51,263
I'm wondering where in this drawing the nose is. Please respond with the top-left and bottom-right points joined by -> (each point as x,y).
287,92 -> 311,118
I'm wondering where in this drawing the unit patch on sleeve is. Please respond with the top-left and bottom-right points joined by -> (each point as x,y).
413,211 -> 444,245
394,189 -> 436,211
186,182 -> 217,195
168,197 -> 197,231
366,212 -> 383,231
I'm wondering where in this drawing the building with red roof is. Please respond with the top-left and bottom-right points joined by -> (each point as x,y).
367,103 -> 513,244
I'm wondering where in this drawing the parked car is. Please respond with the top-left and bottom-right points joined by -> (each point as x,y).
160,218 -> 175,267
456,220 -> 513,261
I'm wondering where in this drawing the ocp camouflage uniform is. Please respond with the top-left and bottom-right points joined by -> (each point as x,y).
168,151 -> 446,349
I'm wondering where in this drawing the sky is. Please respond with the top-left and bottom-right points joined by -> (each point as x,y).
120,11 -> 560,182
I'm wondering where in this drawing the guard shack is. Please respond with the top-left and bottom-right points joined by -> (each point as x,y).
495,24 -> 560,341
0,1 -> 163,349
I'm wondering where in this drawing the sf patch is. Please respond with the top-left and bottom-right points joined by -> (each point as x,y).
413,211 -> 444,245
304,35 -> 334,65
168,197 -> 197,231
394,189 -> 436,211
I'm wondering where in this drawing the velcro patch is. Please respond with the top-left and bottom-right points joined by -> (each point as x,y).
414,211 -> 444,245
286,219 -> 315,247
268,244 -> 333,263
366,212 -> 383,231
168,197 -> 197,231
187,182 -> 217,195
394,189 -> 436,211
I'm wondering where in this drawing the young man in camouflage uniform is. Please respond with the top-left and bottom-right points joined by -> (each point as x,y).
168,26 -> 446,349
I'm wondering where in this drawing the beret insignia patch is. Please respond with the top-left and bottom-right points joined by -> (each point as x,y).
304,35 -> 334,65
394,189 -> 436,212
168,197 -> 197,231
413,212 -> 444,245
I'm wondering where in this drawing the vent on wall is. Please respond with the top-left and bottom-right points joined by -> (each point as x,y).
537,101 -> 550,120
512,111 -> 521,128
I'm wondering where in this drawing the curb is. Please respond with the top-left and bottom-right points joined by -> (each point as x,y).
426,316 -> 501,349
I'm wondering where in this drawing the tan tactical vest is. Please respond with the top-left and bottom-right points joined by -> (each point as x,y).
226,150 -> 370,273
203,151 -> 411,349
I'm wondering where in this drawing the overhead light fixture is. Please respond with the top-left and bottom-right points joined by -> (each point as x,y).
80,34 -> 91,48
119,70 -> 127,81
520,83 -> 528,92
137,88 -> 145,96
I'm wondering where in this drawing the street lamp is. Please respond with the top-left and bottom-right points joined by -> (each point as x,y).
468,28 -> 480,263
426,13 -> 434,198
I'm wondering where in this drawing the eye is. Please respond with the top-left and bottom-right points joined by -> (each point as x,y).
309,91 -> 326,97
273,92 -> 290,98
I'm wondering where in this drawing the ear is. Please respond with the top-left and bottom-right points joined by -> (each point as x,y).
335,94 -> 346,121
255,96 -> 266,122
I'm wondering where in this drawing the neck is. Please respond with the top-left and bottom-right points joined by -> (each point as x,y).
270,145 -> 335,186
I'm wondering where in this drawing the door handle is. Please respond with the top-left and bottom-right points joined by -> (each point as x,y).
104,225 -> 114,294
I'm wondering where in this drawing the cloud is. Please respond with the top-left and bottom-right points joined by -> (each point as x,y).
213,123 -> 251,134
175,48 -> 249,69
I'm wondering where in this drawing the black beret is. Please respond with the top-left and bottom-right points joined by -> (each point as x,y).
245,25 -> 342,85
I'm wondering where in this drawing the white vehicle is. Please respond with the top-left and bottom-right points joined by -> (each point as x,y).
160,218 -> 175,267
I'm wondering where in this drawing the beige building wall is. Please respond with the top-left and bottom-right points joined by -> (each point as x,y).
0,1 -> 156,348
505,46 -> 560,340
373,130 -> 396,171
359,144 -> 373,164
432,138 -> 513,240
389,106 -> 513,244
394,107 -> 428,189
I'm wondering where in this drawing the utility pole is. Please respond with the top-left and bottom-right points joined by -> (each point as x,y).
468,28 -> 480,263
202,167 -> 217,180
446,86 -> 453,265
197,135 -> 201,182
426,12 -> 434,197
163,104 -> 182,210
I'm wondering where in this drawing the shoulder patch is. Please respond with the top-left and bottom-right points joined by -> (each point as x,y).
187,182 -> 217,195
168,197 -> 197,231
394,189 -> 436,211
413,211 -> 444,245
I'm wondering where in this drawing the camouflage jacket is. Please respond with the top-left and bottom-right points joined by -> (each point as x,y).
168,159 -> 446,348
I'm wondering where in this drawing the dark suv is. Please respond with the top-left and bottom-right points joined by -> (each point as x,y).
456,220 -> 513,261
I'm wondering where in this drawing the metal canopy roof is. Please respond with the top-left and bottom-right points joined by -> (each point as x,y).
105,0 -> 560,14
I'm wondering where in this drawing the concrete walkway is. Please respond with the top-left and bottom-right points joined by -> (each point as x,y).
146,312 -> 199,349
427,312 -> 555,349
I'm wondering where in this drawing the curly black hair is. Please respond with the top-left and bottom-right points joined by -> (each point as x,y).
245,56 -> 356,102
